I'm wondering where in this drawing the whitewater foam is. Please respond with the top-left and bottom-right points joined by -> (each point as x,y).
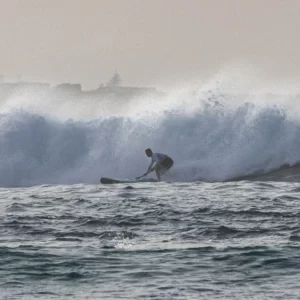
1,80 -> 300,187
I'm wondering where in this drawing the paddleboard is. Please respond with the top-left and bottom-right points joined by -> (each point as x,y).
100,177 -> 158,184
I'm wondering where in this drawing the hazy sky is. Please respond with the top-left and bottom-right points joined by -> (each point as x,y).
1,0 -> 300,89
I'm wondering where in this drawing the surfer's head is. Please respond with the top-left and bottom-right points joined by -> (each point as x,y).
145,148 -> 152,157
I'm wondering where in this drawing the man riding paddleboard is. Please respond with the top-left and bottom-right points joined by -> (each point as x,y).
138,148 -> 174,181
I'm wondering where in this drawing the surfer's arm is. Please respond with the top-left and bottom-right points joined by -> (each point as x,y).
146,161 -> 155,174
141,161 -> 156,177
137,161 -> 155,179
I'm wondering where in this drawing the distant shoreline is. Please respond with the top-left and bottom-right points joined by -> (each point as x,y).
0,81 -> 165,100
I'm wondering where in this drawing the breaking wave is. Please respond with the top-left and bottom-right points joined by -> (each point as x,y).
1,80 -> 300,187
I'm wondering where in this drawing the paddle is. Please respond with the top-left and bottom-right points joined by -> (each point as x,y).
136,172 -> 148,180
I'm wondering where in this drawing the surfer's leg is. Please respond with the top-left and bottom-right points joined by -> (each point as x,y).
155,169 -> 161,181
158,157 -> 174,176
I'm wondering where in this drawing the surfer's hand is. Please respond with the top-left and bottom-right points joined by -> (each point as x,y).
137,172 -> 148,179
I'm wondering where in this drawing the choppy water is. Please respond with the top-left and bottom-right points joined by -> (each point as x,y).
1,180 -> 300,299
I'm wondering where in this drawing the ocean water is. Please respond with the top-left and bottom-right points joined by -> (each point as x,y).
1,81 -> 300,299
1,181 -> 300,299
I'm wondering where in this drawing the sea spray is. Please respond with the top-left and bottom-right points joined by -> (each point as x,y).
0,81 -> 300,186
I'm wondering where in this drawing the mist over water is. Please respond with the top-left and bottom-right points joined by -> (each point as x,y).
1,74 -> 300,187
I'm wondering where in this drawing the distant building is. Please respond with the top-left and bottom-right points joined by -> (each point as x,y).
0,72 -> 164,101
107,71 -> 122,87
90,72 -> 162,100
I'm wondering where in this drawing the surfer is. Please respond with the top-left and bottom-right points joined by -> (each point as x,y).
138,148 -> 174,181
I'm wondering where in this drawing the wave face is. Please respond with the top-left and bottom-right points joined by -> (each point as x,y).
1,82 -> 300,187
